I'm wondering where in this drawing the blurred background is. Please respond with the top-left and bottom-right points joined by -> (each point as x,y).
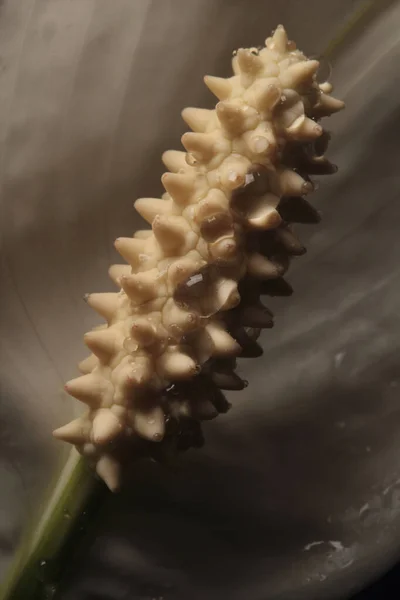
1,0 -> 400,598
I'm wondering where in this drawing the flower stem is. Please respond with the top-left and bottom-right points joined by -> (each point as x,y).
0,449 -> 108,600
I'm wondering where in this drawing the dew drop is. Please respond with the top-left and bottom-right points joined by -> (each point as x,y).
310,54 -> 332,84
63,509 -> 71,520
123,337 -> 139,353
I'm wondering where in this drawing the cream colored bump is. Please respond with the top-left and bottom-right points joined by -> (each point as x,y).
126,355 -> 154,387
53,417 -> 90,444
236,48 -> 264,89
214,277 -> 240,311
247,253 -> 287,279
130,318 -> 158,347
64,374 -> 112,408
78,354 -> 98,374
313,93 -> 345,117
134,197 -> 174,224
161,172 -> 195,206
84,293 -> 119,322
84,327 -> 122,362
204,75 -> 232,100
167,255 -> 206,289
182,107 -> 216,133
276,89 -> 304,129
285,115 -> 323,141
243,78 -> 281,112
195,189 -> 229,222
114,237 -> 148,269
181,131 -> 231,165
162,298 -> 199,334
275,226 -> 305,255
110,359 -> 141,403
96,455 -> 121,492
277,168 -> 313,196
242,197 -> 282,230
209,236 -> 238,262
91,409 -> 122,444
218,154 -> 252,190
119,270 -> 163,305
205,322 -> 241,356
269,24 -> 289,54
108,264 -> 131,286
242,123 -> 276,158
216,100 -> 259,137
279,59 -> 319,88
157,348 -> 198,380
162,150 -> 189,173
153,214 -> 193,253
132,405 -> 165,442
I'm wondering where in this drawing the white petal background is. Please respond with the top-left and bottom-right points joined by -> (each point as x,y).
1,1 -> 400,598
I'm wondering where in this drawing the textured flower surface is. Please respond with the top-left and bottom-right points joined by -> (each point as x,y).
53,25 -> 344,491
3,1 -> 400,599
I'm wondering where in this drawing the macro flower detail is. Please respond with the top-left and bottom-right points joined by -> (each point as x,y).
53,25 -> 344,491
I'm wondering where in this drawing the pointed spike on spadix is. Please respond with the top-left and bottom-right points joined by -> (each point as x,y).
279,169 -> 313,196
134,197 -> 171,224
108,264 -> 131,286
270,24 -> 289,53
162,150 -> 188,173
114,237 -> 144,268
153,215 -> 187,251
313,93 -> 345,117
204,75 -> 232,100
216,101 -> 246,135
64,374 -> 105,407
285,116 -> 323,140
53,418 -> 89,444
211,369 -> 245,391
119,273 -> 158,304
181,132 -> 217,162
157,350 -> 198,380
96,455 -> 121,492
92,409 -> 122,444
131,318 -> 157,347
161,172 -> 193,205
247,253 -> 288,279
205,322 -> 241,356
244,78 -> 281,111
182,107 -> 214,132
85,292 -> 119,322
280,59 -> 319,88
236,48 -> 263,75
84,328 -> 118,361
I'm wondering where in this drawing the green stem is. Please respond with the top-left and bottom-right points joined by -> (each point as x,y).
0,449 -> 107,600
